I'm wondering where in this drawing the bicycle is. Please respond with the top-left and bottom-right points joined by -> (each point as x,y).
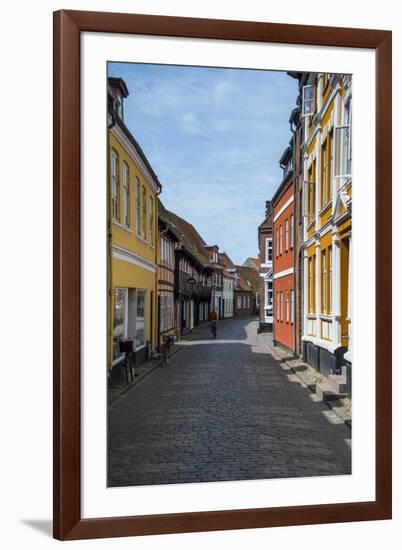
119,338 -> 135,384
210,320 -> 217,339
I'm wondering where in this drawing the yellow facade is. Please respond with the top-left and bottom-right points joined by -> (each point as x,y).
108,129 -> 160,370
302,73 -> 352,372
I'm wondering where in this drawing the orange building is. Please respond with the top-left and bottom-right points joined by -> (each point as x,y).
272,144 -> 295,353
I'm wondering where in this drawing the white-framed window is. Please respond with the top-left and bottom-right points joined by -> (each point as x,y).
302,84 -> 314,117
329,246 -> 333,314
276,228 -> 279,257
113,287 -> 127,361
276,292 -> 280,320
290,289 -> 294,324
280,292 -> 283,321
321,139 -> 328,208
122,161 -> 130,227
237,295 -> 241,309
111,150 -> 120,222
136,290 -> 146,348
335,99 -> 352,182
266,279 -> 273,308
285,219 -> 289,251
279,225 -> 283,255
135,178 -> 141,236
286,290 -> 289,322
322,249 -> 327,314
142,186 -> 147,239
290,215 -> 294,248
149,196 -> 154,246
265,238 -> 273,263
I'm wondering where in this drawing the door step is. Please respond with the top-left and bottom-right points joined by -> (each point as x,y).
315,382 -> 348,402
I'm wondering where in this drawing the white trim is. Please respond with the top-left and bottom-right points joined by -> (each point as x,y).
273,267 -> 294,280
112,244 -> 157,273
273,195 -> 294,222
111,125 -> 161,194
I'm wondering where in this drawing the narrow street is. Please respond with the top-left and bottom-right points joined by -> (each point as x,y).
108,317 -> 351,487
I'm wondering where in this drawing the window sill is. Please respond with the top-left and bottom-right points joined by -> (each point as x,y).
113,220 -> 132,233
136,234 -> 148,245
319,201 -> 332,217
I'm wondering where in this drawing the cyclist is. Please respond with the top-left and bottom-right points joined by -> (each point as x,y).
209,309 -> 218,339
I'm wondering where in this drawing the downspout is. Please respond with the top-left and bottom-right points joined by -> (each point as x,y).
107,113 -> 116,374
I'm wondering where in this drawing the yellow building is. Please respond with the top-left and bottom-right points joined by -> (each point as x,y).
301,73 -> 352,389
107,77 -> 161,382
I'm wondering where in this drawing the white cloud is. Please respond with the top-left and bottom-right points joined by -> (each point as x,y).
180,112 -> 201,135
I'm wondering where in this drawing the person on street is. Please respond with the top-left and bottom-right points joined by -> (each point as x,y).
209,309 -> 218,338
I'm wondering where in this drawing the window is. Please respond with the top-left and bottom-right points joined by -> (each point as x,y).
290,290 -> 294,324
142,186 -> 147,239
329,246 -> 332,313
276,228 -> 279,257
266,238 -> 273,263
290,215 -> 294,248
279,225 -> 283,255
237,295 -> 241,309
136,290 -> 146,348
285,219 -> 289,251
308,255 -> 316,314
113,288 -> 127,361
335,100 -> 352,183
321,250 -> 327,313
111,150 -> 120,222
328,130 -> 333,202
321,139 -> 327,208
135,178 -> 141,235
286,290 -> 289,322
266,280 -> 273,309
122,162 -> 130,227
280,292 -> 283,321
276,292 -> 280,320
304,161 -> 316,223
149,196 -> 154,246
302,84 -> 314,117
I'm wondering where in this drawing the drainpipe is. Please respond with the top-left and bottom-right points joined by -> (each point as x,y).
107,113 -> 116,374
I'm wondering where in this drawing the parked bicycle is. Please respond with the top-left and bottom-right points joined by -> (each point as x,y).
119,338 -> 135,385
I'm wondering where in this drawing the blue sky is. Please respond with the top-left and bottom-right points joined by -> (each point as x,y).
108,62 -> 298,264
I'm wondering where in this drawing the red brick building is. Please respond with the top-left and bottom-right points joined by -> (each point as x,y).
272,144 -> 296,353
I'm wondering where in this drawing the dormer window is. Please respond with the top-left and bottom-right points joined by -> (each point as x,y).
116,96 -> 123,119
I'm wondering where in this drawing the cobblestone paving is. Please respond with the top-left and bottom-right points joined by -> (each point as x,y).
108,317 -> 351,487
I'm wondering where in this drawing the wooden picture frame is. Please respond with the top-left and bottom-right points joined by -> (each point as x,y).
53,9 -> 392,540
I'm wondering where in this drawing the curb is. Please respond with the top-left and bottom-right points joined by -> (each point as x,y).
268,345 -> 352,429
108,346 -> 183,407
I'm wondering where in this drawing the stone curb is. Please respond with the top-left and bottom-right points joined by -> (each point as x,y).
108,346 -> 183,407
268,345 -> 352,429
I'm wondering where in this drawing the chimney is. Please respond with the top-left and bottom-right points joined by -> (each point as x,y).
265,200 -> 272,217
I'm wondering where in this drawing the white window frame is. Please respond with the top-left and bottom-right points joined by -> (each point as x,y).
266,238 -> 273,263
111,150 -> 120,222
290,215 -> 294,248
149,195 -> 154,246
141,186 -> 147,240
286,290 -> 289,322
279,225 -> 283,255
122,161 -> 130,227
290,289 -> 294,324
302,84 -> 314,117
135,178 -> 141,236
285,219 -> 289,251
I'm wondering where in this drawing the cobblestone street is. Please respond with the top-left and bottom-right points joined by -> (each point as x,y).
108,317 -> 351,487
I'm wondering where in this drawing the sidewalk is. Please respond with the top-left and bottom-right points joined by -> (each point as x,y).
108,344 -> 182,406
267,343 -> 352,428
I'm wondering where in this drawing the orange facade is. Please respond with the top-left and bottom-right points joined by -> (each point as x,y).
273,182 -> 295,352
